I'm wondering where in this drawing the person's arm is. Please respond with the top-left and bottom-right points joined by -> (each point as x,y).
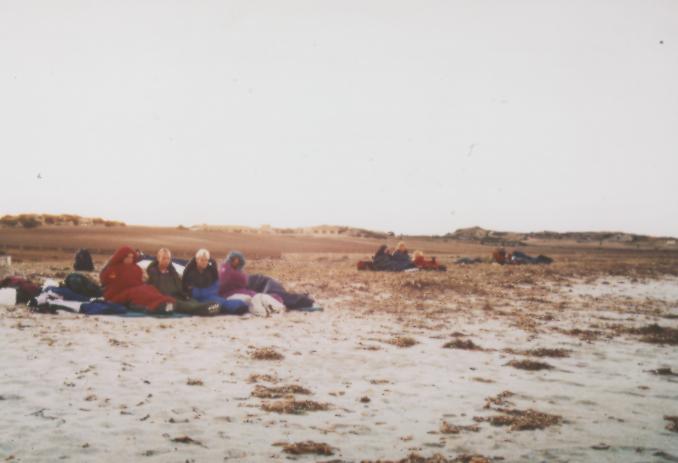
181,268 -> 192,294
99,265 -> 116,286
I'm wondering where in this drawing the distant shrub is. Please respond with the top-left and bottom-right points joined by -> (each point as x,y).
20,217 -> 41,228
0,216 -> 18,227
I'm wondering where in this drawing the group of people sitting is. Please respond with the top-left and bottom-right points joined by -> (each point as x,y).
100,246 -> 314,316
357,242 -> 447,272
356,243 -> 553,271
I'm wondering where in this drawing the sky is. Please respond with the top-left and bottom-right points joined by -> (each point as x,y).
1,0 -> 677,236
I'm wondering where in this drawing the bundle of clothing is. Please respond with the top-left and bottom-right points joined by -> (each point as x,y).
454,257 -> 485,265
1,276 -> 41,304
28,273 -> 127,315
492,248 -> 553,265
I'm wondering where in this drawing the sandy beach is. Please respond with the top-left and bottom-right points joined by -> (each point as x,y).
1,247 -> 677,462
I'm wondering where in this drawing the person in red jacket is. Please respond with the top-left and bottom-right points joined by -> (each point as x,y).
100,246 -> 175,313
412,250 -> 447,271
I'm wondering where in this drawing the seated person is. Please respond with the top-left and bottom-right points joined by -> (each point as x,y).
146,248 -> 219,316
391,241 -> 413,265
218,251 -> 257,299
182,249 -> 247,315
412,250 -> 447,271
100,246 -> 175,313
372,245 -> 393,271
492,247 -> 508,265
369,244 -> 415,272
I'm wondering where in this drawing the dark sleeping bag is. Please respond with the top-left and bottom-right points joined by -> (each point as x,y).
247,274 -> 314,310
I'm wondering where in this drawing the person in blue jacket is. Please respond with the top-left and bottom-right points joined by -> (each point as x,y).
181,249 -> 248,315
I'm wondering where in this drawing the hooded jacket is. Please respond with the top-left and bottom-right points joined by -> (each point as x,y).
218,251 -> 254,297
100,246 -> 144,299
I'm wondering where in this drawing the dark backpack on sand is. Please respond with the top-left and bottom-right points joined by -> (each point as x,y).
64,273 -> 102,298
74,249 -> 95,271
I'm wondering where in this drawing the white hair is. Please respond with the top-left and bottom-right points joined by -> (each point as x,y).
157,247 -> 171,257
195,248 -> 210,259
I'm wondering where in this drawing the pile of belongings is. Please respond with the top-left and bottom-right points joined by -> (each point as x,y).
1,276 -> 41,304
454,257 -> 485,265
28,273 -> 128,315
492,248 -> 553,265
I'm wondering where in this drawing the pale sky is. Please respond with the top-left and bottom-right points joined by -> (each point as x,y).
1,1 -> 677,236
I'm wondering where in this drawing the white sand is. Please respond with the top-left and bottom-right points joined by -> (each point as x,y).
1,279 -> 678,462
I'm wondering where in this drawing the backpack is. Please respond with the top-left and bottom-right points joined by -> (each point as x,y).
74,248 -> 95,271
63,273 -> 102,298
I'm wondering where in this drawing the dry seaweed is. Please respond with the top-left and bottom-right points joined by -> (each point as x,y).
506,359 -> 553,371
360,453 -> 491,463
247,373 -> 279,383
483,391 -> 514,409
504,347 -> 570,358
278,440 -> 334,455
386,336 -> 418,348
443,339 -> 483,351
251,347 -> 284,360
170,435 -> 205,447
665,416 -> 678,433
261,399 -> 330,414
626,324 -> 678,345
475,407 -> 562,431
251,384 -> 311,399
440,421 -> 480,434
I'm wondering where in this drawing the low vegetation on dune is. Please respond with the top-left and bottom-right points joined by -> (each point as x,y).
0,214 -> 125,229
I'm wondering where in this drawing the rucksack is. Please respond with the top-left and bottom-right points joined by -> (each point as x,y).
74,248 -> 95,271
63,273 -> 102,298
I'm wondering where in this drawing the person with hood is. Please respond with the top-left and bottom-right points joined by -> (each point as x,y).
219,251 -> 314,310
371,245 -> 393,271
146,248 -> 220,316
390,241 -> 415,270
181,249 -> 248,315
99,246 -> 175,313
218,251 -> 257,299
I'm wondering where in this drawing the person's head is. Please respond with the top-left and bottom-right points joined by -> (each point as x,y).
195,248 -> 210,271
226,251 -> 246,270
397,241 -> 407,252
157,248 -> 171,270
123,252 -> 135,265
413,250 -> 424,260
